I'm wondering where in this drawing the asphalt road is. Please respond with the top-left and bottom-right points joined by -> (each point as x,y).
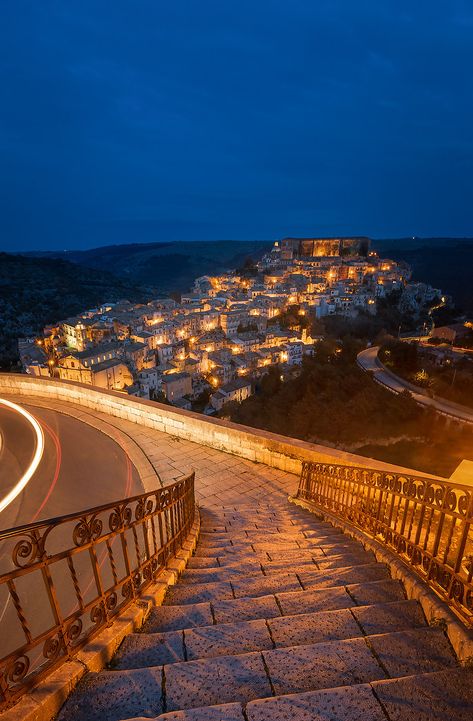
0,401 -> 145,662
357,346 -> 473,425
0,402 -> 143,531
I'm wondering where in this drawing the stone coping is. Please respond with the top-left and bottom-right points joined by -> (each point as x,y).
0,374 -> 446,480
290,496 -> 473,664
0,508 -> 201,721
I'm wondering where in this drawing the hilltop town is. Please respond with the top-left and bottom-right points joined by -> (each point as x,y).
20,236 -> 442,415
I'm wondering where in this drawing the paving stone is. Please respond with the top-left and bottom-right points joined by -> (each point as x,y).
57,668 -> 163,721
145,603 -> 214,633
197,539 -> 232,549
155,702 -> 245,720
269,608 -> 361,647
114,631 -> 184,669
231,574 -> 301,598
262,561 -> 318,575
263,637 -> 385,695
187,556 -> 220,569
347,579 -> 405,606
299,564 -> 390,590
317,555 -> 377,570
277,586 -> 352,616
371,667 -> 473,721
164,653 -> 272,711
214,559 -> 263,572
212,594 -> 281,624
264,548 -> 323,562
164,581 -> 233,605
246,683 -> 386,721
303,529 -> 344,539
199,526 -> 229,533
251,541 -> 303,552
181,567 -> 264,584
198,545 -> 256,558
368,627 -> 457,677
184,619 -> 273,659
352,599 -> 426,635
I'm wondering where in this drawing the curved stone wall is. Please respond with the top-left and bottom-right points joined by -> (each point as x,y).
0,373 -> 443,479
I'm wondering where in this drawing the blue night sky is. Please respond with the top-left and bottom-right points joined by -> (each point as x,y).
1,1 -> 472,250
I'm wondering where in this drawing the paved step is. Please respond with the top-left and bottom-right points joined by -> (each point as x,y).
245,668 -> 473,721
116,599 -> 425,670
57,500 -> 466,721
59,628 -> 456,720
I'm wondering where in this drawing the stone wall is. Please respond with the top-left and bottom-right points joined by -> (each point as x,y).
0,373 -> 444,479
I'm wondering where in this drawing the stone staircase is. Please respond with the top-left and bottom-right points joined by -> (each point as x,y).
58,502 -> 473,721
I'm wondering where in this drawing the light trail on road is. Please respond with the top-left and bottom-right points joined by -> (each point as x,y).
28,418 -> 62,523
0,397 -> 44,514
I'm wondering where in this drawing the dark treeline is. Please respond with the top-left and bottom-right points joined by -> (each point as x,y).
0,253 -> 149,369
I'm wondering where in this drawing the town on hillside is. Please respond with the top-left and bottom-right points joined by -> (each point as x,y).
19,236 -> 445,415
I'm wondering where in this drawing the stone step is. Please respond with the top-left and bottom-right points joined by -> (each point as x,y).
187,556 -> 220,569
276,578 -> 405,616
245,667 -> 473,721
164,581 -> 234,606
212,593 -> 282,624
116,599 -> 425,670
180,567 -> 265,585
211,578 -> 404,624
144,602 -> 214,633
154,701 -> 245,720
181,561 -> 385,585
60,628 -> 455,720
297,563 -> 390,589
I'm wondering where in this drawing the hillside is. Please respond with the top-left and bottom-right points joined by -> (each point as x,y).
24,240 -> 271,293
0,253 -> 149,369
374,238 -> 473,312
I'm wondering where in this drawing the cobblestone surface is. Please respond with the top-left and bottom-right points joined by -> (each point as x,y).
41,399 -> 472,721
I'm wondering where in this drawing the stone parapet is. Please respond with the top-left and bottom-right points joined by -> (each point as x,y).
0,374 -> 444,480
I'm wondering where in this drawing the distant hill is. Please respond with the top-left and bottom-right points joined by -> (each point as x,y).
0,253 -> 149,369
23,240 -> 272,293
373,238 -> 473,313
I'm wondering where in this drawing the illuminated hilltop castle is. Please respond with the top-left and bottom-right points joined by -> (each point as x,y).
280,236 -> 371,259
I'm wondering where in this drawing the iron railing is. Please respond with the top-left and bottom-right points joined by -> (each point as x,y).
297,461 -> 473,626
0,473 -> 195,709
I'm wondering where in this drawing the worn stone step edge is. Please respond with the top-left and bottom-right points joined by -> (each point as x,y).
290,496 -> 473,664
73,626 -> 456,717
116,599 -> 426,668
0,510 -> 202,721
127,667 -> 473,721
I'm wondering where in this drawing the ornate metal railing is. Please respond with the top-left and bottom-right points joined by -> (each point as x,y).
0,473 -> 195,709
297,461 -> 473,626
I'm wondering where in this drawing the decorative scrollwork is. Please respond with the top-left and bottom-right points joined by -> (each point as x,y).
12,533 -> 43,568
109,504 -> 132,532
5,655 -> 30,684
297,461 -> 473,627
73,516 -> 103,547
90,602 -> 105,626
0,473 -> 196,708
121,581 -> 133,600
458,493 -> 471,518
465,590 -> 473,611
435,487 -> 446,507
451,579 -> 464,602
106,592 -> 118,611
445,489 -> 457,512
66,618 -> 83,644
43,635 -> 63,661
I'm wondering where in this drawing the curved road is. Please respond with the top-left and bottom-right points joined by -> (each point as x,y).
0,400 -> 143,531
0,399 -> 146,663
357,347 -> 473,426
